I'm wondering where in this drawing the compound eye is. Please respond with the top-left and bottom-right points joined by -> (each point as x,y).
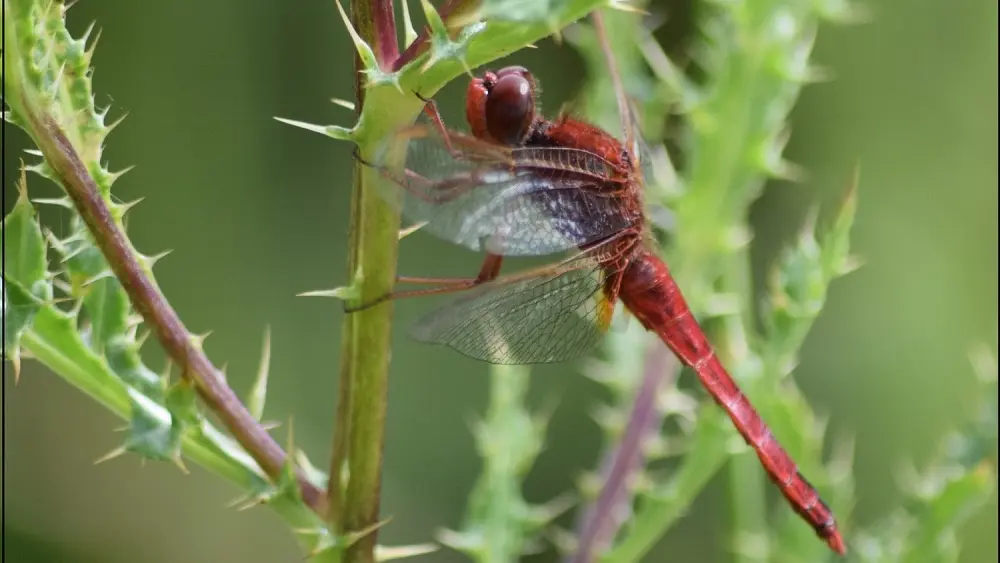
485,72 -> 536,146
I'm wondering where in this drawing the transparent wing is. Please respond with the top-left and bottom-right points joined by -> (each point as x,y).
409,261 -> 617,364
375,125 -> 638,257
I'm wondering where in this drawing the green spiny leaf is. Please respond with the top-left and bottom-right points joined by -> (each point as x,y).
53,218 -> 131,354
762,173 -> 859,379
2,277 -> 43,381
2,171 -> 50,379
443,364 -> 551,562
3,170 -> 49,295
820,167 -> 861,278
123,388 -> 185,462
165,379 -> 201,428
105,336 -> 161,396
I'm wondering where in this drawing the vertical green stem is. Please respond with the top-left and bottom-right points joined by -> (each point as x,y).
332,2 -> 400,562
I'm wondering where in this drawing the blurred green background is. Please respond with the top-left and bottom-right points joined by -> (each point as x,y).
3,1 -> 997,562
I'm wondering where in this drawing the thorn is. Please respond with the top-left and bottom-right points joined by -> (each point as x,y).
332,0 -> 380,72
47,63 -> 68,100
374,543 -> 439,562
233,495 -> 265,511
547,18 -> 564,45
107,165 -> 136,186
172,455 -> 190,474
82,270 -> 115,287
85,27 -> 104,65
190,330 -> 213,349
158,360 -> 173,387
304,539 -> 336,559
398,221 -> 427,240
14,162 -> 30,201
95,104 -> 111,125
114,197 -> 145,219
292,527 -> 329,537
105,110 -> 129,134
260,420 -> 282,431
94,446 -> 127,465
135,331 -> 152,352
218,362 -> 230,383
608,0 -> 650,15
399,0 -> 419,47
297,286 -> 360,300
248,326 -> 272,421
345,517 -> 394,547
420,0 -> 448,37
274,117 -> 355,141
68,298 -> 85,318
57,242 -> 90,264
330,97 -> 356,111
226,492 -> 254,509
285,415 -> 296,454
79,20 -> 97,44
142,249 -> 173,269
10,353 -> 22,385
23,149 -> 44,157
32,197 -> 74,209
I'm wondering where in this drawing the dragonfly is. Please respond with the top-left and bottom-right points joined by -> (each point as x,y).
357,10 -> 846,557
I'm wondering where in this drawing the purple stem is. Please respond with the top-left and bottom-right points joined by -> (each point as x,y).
569,342 -> 679,563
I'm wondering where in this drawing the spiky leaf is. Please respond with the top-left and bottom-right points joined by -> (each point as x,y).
442,364 -> 554,561
2,176 -> 49,376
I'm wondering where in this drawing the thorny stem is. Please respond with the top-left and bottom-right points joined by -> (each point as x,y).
17,109 -> 327,514
570,344 -> 679,563
331,1 -> 400,561
392,0 -> 481,71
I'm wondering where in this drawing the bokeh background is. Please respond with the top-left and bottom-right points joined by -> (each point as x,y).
3,1 -> 997,562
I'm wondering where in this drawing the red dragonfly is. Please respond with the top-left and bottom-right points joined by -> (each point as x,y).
359,11 -> 845,556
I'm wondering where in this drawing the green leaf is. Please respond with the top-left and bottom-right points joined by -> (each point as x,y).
2,174 -> 47,292
4,0 -> 120,193
105,337 -> 162,397
442,364 -> 552,562
820,169 -> 861,279
2,174 -> 49,378
59,222 -> 131,354
122,390 -> 185,462
2,277 -> 43,379
762,175 -> 859,381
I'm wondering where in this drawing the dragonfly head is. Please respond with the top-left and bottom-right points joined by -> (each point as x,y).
466,66 -> 540,146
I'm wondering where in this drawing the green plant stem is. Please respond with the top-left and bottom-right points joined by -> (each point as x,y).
333,2 -> 401,562
3,58 -> 327,516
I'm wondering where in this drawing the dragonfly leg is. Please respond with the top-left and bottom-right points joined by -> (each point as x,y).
415,91 -> 462,158
345,254 -> 505,313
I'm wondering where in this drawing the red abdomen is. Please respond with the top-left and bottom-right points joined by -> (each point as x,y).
617,250 -> 845,555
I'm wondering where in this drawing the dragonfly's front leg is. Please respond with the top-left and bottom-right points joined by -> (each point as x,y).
345,253 -> 504,313
414,91 -> 463,158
